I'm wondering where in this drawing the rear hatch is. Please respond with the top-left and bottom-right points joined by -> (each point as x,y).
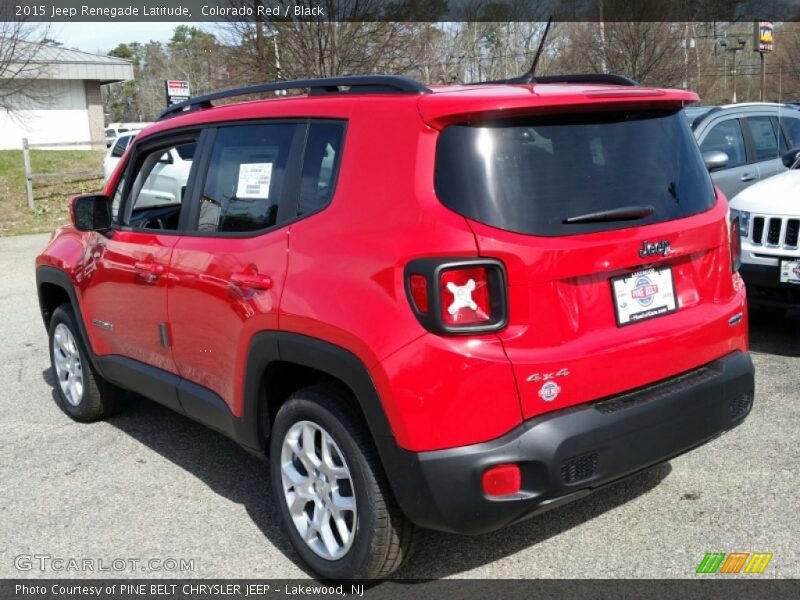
429,93 -> 745,419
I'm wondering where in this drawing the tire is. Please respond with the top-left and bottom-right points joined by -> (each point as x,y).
48,304 -> 124,422
269,385 -> 416,579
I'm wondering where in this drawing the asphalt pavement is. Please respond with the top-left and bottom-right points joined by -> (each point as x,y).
1,233 -> 797,579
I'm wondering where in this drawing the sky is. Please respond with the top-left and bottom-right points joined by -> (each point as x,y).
50,22 -> 222,55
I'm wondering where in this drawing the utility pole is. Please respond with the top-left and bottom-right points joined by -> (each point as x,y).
753,21 -> 774,102
598,0 -> 607,73
719,38 -> 746,103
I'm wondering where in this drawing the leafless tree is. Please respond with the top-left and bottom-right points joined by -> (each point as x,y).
775,22 -> 800,101
0,12 -> 53,114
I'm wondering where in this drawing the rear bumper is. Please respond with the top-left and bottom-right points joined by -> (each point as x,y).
386,351 -> 754,534
740,262 -> 800,308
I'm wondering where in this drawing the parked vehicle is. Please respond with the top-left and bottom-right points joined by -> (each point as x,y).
687,103 -> 800,199
104,127 -> 130,148
104,122 -> 153,147
104,132 -> 137,180
36,74 -> 754,579
730,147 -> 800,314
104,131 -> 195,213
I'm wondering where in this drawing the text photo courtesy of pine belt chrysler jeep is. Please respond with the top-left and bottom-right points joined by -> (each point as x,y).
36,74 -> 755,579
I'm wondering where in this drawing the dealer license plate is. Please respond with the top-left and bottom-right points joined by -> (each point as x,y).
780,259 -> 800,284
611,267 -> 678,326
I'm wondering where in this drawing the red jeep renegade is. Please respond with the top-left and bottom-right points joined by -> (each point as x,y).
36,74 -> 755,579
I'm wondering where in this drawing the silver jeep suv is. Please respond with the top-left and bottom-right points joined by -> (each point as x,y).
686,102 -> 800,199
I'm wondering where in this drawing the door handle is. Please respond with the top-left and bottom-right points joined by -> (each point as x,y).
230,272 -> 273,291
134,261 -> 165,283
740,173 -> 756,182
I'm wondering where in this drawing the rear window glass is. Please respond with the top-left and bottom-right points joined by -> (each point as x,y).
435,109 -> 716,236
110,135 -> 133,158
746,116 -> 779,161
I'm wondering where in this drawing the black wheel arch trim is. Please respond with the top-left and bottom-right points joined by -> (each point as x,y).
36,266 -> 102,374
261,332 -> 429,525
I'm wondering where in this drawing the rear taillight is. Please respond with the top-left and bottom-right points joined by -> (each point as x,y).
730,216 -> 742,272
439,267 -> 492,325
405,258 -> 508,334
408,274 -> 429,313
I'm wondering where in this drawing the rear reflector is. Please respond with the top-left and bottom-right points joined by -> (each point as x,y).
482,464 -> 521,496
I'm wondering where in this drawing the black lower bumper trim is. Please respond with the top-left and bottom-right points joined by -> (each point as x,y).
384,351 -> 754,534
740,262 -> 800,308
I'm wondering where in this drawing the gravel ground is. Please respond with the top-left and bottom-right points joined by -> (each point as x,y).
1,233 -> 797,580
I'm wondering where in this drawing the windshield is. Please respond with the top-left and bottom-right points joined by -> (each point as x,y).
435,109 -> 716,236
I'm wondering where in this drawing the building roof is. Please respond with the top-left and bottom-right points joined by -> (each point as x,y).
6,41 -> 134,84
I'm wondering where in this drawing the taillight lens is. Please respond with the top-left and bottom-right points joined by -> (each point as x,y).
405,258 -> 508,334
439,267 -> 491,325
730,216 -> 742,272
408,274 -> 429,313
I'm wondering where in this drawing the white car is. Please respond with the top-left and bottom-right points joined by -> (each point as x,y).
104,122 -> 153,147
730,148 -> 800,314
104,131 -> 138,181
104,131 -> 195,211
104,127 -> 130,148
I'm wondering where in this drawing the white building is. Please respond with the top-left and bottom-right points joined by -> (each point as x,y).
0,44 -> 133,150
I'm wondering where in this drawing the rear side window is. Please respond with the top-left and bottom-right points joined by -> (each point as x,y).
700,120 -> 746,167
297,122 -> 346,216
746,116 -> 779,161
780,116 -> 800,150
197,123 -> 298,233
435,109 -> 716,236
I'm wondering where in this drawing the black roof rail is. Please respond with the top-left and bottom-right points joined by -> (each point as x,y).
533,74 -> 639,86
472,73 -> 639,87
157,75 -> 431,121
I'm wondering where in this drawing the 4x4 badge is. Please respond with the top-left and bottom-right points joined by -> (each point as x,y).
526,368 -> 569,383
639,239 -> 670,258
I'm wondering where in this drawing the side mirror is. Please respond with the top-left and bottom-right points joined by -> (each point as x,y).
703,150 -> 729,172
782,147 -> 800,169
70,194 -> 112,232
158,152 -> 173,164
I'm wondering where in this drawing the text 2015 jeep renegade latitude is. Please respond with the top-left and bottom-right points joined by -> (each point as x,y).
36,74 -> 755,579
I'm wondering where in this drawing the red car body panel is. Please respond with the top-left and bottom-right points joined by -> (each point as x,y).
168,231 -> 290,416
36,82 -> 749,454
468,192 -> 749,421
78,230 -> 178,374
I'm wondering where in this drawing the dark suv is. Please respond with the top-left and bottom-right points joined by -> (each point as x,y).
36,75 -> 754,579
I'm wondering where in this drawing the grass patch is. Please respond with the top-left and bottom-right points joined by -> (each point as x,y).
0,149 -> 105,236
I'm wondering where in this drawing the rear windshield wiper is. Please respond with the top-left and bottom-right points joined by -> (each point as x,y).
562,205 -> 655,224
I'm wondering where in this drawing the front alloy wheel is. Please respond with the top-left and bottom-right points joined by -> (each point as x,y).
47,304 -> 123,422
52,323 -> 84,406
